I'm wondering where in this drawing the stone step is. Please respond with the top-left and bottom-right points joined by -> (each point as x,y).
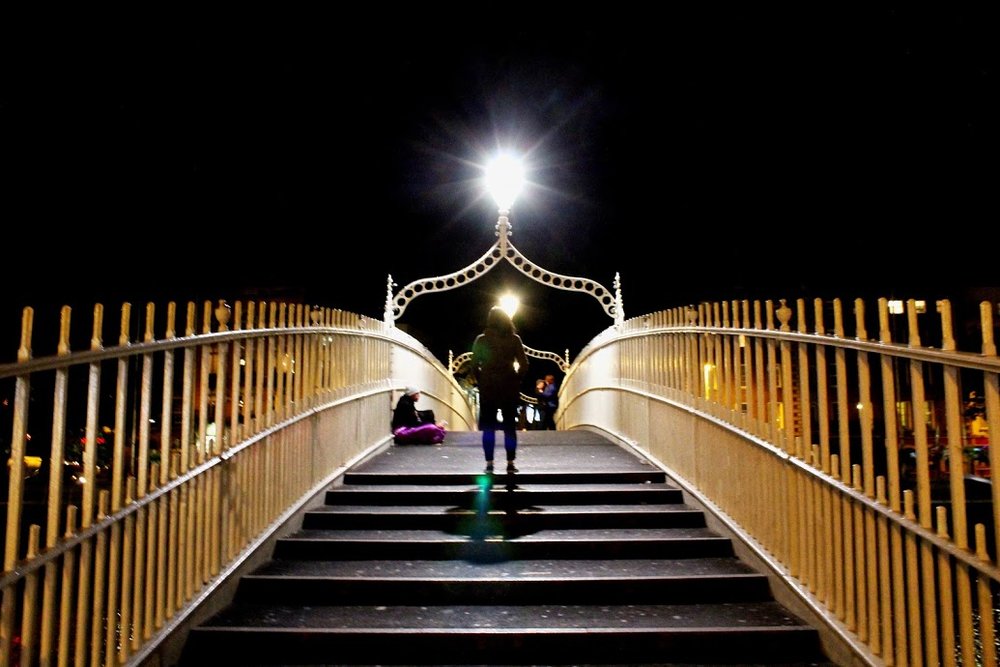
342,470 -> 669,485
273,527 -> 735,561
235,557 -> 771,605
300,504 -> 708,531
323,482 -> 684,506
183,602 -> 828,665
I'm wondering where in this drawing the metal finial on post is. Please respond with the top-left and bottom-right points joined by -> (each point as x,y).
215,300 -> 232,331
384,274 -> 396,327
777,298 -> 793,332
614,272 -> 624,329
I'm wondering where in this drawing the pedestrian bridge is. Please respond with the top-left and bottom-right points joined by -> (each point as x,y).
2,291 -> 999,666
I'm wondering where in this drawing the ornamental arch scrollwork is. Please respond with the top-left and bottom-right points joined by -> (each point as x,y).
384,211 -> 624,329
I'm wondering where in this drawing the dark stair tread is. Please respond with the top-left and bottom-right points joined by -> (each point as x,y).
280,527 -> 725,541
341,472 -> 669,485
349,440 -> 664,472
304,504 -> 701,515
325,484 -> 683,504
234,564 -> 774,605
306,664 -> 835,667
251,557 -> 758,578
328,483 -> 681,492
183,625 -> 826,666
299,507 -> 708,530
273,527 -> 736,560
197,601 -> 814,630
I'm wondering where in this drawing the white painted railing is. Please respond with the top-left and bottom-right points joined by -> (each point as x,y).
561,295 -> 1000,667
0,299 -> 474,666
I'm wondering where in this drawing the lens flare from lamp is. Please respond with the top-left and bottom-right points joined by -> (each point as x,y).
499,293 -> 520,319
484,153 -> 524,212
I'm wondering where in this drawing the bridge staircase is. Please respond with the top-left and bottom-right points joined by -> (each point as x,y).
178,430 -> 834,666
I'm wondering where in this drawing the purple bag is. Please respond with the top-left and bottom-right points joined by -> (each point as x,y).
393,423 -> 446,445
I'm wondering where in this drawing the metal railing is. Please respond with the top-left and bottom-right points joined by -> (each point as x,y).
6,290 -> 1000,666
0,299 -> 474,666
560,295 -> 1000,666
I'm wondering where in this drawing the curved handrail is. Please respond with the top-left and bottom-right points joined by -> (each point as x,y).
561,293 -> 1000,667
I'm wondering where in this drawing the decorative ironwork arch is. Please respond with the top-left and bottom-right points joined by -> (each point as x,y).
448,343 -> 570,375
384,211 -> 624,328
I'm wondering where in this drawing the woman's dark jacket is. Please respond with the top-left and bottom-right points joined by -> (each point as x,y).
471,330 -> 528,405
391,394 -> 421,430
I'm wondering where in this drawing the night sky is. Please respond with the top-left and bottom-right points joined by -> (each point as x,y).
1,7 -> 996,365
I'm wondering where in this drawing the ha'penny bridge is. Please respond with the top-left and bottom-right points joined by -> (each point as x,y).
2,154 -> 1000,666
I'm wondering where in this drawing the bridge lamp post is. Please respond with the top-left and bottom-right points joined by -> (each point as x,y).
384,148 -> 622,331
484,152 -> 524,261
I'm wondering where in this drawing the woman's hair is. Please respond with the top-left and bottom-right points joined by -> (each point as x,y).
485,306 -> 514,336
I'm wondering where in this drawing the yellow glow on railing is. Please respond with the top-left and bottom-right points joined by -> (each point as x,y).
888,299 -> 927,314
7,455 -> 42,472
703,363 -> 716,400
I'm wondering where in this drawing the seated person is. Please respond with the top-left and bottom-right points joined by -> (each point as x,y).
391,386 -> 447,445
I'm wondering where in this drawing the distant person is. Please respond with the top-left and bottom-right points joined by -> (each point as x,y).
391,386 -> 446,445
471,306 -> 528,474
532,378 -> 546,429
540,373 -> 559,430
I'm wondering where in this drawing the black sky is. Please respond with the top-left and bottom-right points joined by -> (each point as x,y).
1,7 -> 997,365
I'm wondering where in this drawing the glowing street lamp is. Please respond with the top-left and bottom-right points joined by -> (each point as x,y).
484,152 -> 525,213
385,148 -> 622,330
